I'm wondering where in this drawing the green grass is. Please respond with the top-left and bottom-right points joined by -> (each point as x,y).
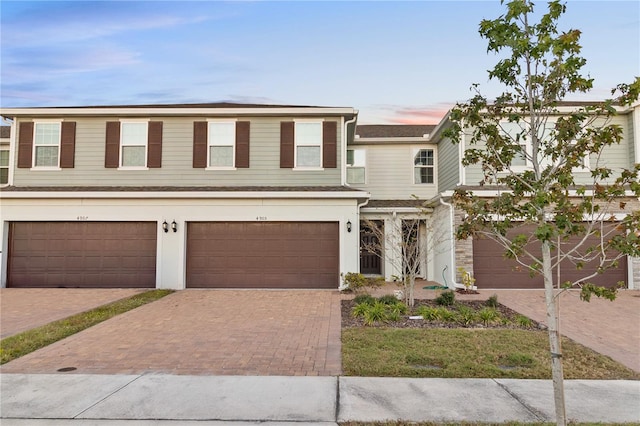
340,422 -> 639,426
342,328 -> 640,380
0,289 -> 174,364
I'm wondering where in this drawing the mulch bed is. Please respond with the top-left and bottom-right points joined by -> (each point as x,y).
341,298 -> 543,329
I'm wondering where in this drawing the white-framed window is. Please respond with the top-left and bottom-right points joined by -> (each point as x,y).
347,148 -> 366,184
0,147 -> 9,184
414,148 -> 434,184
501,121 -> 589,171
120,121 -> 148,168
295,121 -> 322,168
208,121 -> 236,168
33,122 -> 61,168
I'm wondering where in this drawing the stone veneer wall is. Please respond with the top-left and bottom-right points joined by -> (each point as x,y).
453,209 -> 474,283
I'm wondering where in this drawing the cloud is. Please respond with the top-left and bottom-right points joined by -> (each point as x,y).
1,2 -> 213,47
376,103 -> 454,125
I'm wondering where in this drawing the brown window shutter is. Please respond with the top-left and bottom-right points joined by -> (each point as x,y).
105,121 -> 120,168
235,121 -> 250,168
323,121 -> 337,168
193,121 -> 208,168
17,122 -> 34,168
280,122 -> 294,168
60,122 -> 76,168
147,121 -> 163,168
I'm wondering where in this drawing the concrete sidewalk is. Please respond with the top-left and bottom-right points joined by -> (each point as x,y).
2,374 -> 639,424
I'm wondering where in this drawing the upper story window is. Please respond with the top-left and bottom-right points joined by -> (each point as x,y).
0,147 -> 8,184
347,148 -> 366,184
120,122 -> 148,167
33,122 -> 61,167
502,121 -> 589,171
295,121 -> 322,168
208,121 -> 236,168
414,148 -> 434,184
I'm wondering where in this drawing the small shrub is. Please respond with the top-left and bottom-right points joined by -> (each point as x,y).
389,301 -> 408,315
456,305 -> 477,325
363,301 -> 388,325
478,307 -> 500,325
435,290 -> 456,306
414,306 -> 438,320
515,314 -> 534,328
342,272 -> 385,294
457,267 -> 476,290
485,294 -> 499,308
378,294 -> 400,305
352,302 -> 371,318
353,294 -> 376,306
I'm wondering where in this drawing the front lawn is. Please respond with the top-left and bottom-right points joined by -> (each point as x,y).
342,327 -> 639,380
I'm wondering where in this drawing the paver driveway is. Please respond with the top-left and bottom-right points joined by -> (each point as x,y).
0,288 -> 145,339
0,290 -> 342,376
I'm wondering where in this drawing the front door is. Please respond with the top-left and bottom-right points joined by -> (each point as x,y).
360,220 -> 382,275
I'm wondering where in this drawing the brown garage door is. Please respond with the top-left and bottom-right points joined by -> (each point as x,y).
187,222 -> 339,289
8,222 -> 156,288
473,225 -> 627,289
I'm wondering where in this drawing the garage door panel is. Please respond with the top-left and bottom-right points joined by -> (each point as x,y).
8,222 -> 157,288
187,221 -> 339,289
474,225 -> 627,289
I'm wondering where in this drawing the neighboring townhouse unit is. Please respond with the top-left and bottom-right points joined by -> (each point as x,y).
0,103 -> 368,289
348,125 -> 438,282
427,102 -> 640,290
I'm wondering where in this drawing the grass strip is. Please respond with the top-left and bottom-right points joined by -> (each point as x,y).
340,422 -> 639,426
342,328 -> 640,380
0,289 -> 174,364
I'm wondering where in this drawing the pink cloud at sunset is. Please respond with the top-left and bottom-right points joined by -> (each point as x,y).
388,104 -> 454,125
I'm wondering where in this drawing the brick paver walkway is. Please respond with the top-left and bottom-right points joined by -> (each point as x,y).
0,290 -> 342,376
0,288 -> 145,338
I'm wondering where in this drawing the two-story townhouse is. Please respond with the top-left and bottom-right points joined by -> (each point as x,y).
0,103 -> 369,290
427,102 -> 640,290
348,125 -> 439,282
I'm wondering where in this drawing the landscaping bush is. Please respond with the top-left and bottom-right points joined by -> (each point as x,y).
353,294 -> 376,306
377,294 -> 401,305
485,294 -> 499,308
456,305 -> 477,325
435,290 -> 456,306
478,307 -> 500,326
342,272 -> 385,294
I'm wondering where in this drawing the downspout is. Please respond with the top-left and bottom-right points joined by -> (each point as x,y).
342,113 -> 358,186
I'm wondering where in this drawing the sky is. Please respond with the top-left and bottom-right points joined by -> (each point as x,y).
1,1 -> 638,124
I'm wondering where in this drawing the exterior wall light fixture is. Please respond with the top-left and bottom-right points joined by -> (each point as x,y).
171,220 -> 178,233
162,221 -> 169,233
347,220 -> 352,233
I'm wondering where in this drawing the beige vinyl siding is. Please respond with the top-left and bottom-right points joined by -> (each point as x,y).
11,117 -> 342,187
627,112 -> 635,166
463,115 -> 635,186
436,136 -> 460,191
348,143 -> 438,200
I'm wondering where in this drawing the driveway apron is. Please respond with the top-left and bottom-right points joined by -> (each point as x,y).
0,290 -> 342,376
0,288 -> 145,339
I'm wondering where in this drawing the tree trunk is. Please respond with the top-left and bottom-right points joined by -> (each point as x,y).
542,241 -> 567,426
407,275 -> 415,307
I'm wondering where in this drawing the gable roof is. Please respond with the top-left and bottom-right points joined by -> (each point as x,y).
356,125 -> 436,138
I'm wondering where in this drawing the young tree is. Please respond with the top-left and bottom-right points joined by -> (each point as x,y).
443,1 -> 640,425
361,215 -> 427,307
